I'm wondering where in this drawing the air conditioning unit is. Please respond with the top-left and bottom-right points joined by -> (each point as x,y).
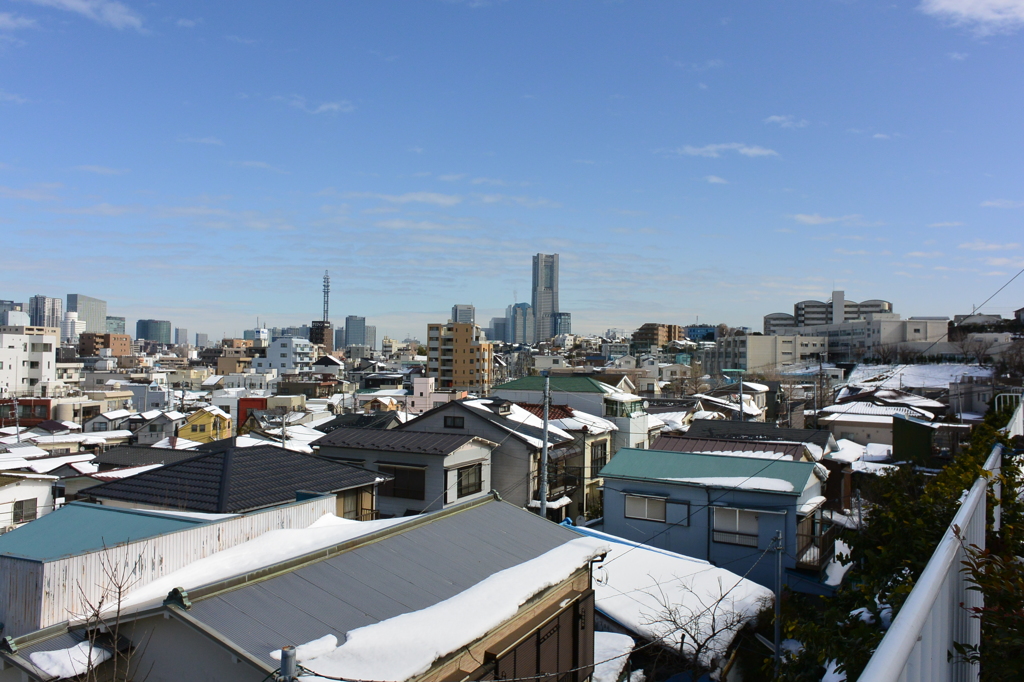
1,525 -> 16,534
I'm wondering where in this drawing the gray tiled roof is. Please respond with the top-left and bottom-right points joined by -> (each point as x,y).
313,427 -> 481,454
84,445 -> 384,513
95,445 -> 201,469
685,420 -> 834,447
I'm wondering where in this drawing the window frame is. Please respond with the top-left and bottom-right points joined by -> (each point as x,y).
456,463 -> 483,498
13,498 -> 38,524
712,507 -> 760,547
624,494 -> 667,522
377,464 -> 427,500
443,415 -> 465,429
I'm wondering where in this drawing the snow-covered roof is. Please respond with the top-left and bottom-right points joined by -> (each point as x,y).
151,436 -> 202,450
820,403 -> 934,420
828,439 -> 866,464
202,375 -> 224,386
527,496 -> 573,510
26,453 -> 96,473
574,525 -> 772,669
818,413 -> 893,425
89,463 -> 163,481
99,409 -> 132,420
843,363 -> 992,391
550,409 -> 618,435
462,399 -> 574,448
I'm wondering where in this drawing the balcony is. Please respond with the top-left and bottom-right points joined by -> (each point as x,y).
795,517 -> 837,571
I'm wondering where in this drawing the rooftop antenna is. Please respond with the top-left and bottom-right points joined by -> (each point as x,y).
323,270 -> 331,323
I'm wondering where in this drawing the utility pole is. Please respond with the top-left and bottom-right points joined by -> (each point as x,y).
539,371 -> 550,518
773,530 -> 784,678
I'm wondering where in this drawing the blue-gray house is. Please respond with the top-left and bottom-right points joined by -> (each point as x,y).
600,448 -> 833,591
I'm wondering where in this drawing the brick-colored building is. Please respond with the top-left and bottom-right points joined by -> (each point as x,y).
632,323 -> 684,349
426,322 -> 494,393
78,333 -> 131,358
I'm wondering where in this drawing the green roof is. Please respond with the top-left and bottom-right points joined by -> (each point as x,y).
598,448 -> 816,495
492,375 -> 610,394
0,501 -> 206,562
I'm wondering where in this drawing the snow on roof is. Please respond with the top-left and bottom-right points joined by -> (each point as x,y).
163,410 -> 186,421
99,409 -> 132,420
818,413 -> 893,425
26,453 -> 96,473
202,375 -> 225,386
29,641 -> 111,680
140,409 -> 162,420
797,495 -> 827,515
844,363 -> 992,390
1,443 -> 49,458
298,537 -> 609,682
691,393 -> 762,416
199,405 -> 231,419
0,426 -> 30,436
741,381 -> 770,392
852,460 -> 897,475
551,409 -> 618,435
117,514 -> 434,613
666,476 -> 795,492
151,436 -> 202,450
821,403 -> 934,420
527,496 -> 573,510
463,399 -> 573,447
593,633 -> 635,682
576,526 -> 772,668
61,421 -> 82,431
603,392 -> 644,402
89,463 -> 163,481
865,443 -> 892,461
238,433 -> 314,454
828,439 -> 866,464
0,457 -> 32,471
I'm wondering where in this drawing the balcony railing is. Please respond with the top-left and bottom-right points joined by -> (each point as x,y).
795,520 -> 837,571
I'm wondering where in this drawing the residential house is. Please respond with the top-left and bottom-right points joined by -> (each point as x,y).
0,472 -> 56,532
684,419 -> 839,460
817,413 -> 893,446
395,398 -> 574,511
82,409 -> 132,433
313,427 -> 497,517
130,410 -> 188,445
600,448 -> 832,591
491,375 -> 664,454
181,405 -> 232,443
650,433 -> 816,462
0,496 -> 602,682
80,443 -> 386,520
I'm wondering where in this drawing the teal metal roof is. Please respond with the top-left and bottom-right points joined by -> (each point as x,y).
492,375 -> 610,393
598,448 -> 815,495
0,502 -> 206,562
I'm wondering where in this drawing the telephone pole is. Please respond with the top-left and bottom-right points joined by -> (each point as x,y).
539,371 -> 551,518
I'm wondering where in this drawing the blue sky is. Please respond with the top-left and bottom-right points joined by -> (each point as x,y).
1,0 -> 1022,342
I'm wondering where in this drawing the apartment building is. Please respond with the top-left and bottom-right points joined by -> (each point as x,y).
78,332 -> 132,357
0,326 -> 59,396
427,321 -> 494,393
702,334 -> 828,374
251,336 -> 314,374
633,323 -> 685,349
764,290 -> 893,334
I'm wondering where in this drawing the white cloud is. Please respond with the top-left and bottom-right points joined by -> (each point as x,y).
0,90 -> 28,104
919,0 -> 1024,33
959,239 -> 1019,250
176,18 -> 200,28
21,0 -> 143,31
790,213 -> 862,225
764,115 -> 809,129
348,191 -> 462,207
907,250 -> 944,258
472,193 -> 560,208
0,184 -> 61,201
375,219 -> 461,231
986,256 -> 1024,267
981,199 -> 1024,208
0,12 -> 36,29
437,174 -> 466,182
179,135 -> 224,145
834,248 -> 870,256
948,51 -> 969,59
669,143 -> 778,158
670,58 -> 724,72
470,177 -> 507,186
75,164 -> 128,175
56,202 -> 138,215
276,95 -> 354,115
873,133 -> 890,139
928,221 -> 964,227
705,175 -> 729,184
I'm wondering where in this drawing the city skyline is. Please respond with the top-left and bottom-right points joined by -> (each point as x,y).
1,2 -> 1022,341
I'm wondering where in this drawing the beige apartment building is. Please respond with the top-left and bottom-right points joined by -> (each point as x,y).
703,334 -> 828,374
426,322 -> 494,393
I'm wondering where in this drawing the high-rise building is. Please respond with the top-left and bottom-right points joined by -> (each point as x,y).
426,321 -> 494,392
0,300 -> 24,316
531,253 -> 559,342
633,323 -> 685,349
451,304 -> 475,325
136,319 -> 172,344
66,294 -> 107,333
334,327 -> 346,350
310,321 -> 334,351
763,291 -> 894,335
175,328 -> 189,346
365,325 -> 376,351
61,312 -> 86,344
552,312 -> 572,336
2,310 -> 29,325
345,316 -> 366,347
195,333 -> 209,348
506,303 -> 535,345
489,317 -> 508,343
105,316 -> 126,335
29,295 -> 62,328
79,333 -> 132,357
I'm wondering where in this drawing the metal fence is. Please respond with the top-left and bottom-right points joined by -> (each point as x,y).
859,401 -> 1022,682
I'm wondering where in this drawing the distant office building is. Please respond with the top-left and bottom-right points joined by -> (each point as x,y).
0,300 -> 24,315
345,316 -> 367,347
685,324 -> 717,342
489,317 -> 508,344
136,319 -> 172,345
552,312 -> 572,336
61,312 -> 86,344
105,316 -> 126,335
175,328 -> 189,346
309,321 -> 334,351
764,290 -> 893,335
66,294 -> 107,333
195,333 -> 210,348
506,303 -> 535,345
451,304 -> 475,325
29,295 -> 62,328
532,253 -> 559,342
2,310 -> 30,325
365,325 -> 376,351
334,327 -> 346,350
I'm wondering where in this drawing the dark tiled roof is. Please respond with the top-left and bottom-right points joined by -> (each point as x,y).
651,434 -> 806,459
685,420 -> 833,447
95,445 -> 203,470
314,412 -> 403,434
313,427 -> 480,454
83,445 -> 384,513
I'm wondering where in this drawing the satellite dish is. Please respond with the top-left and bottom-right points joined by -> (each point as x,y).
575,515 -> 586,527
643,400 -> 649,409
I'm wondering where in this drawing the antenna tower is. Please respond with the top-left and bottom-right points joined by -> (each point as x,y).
322,270 -> 330,322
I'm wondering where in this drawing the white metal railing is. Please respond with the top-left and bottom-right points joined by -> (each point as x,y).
859,401 -> 1022,682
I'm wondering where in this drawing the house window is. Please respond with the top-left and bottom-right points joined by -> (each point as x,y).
590,442 -> 607,474
457,463 -> 483,498
444,416 -> 465,429
624,495 -> 666,522
149,424 -> 162,432
13,498 -> 37,524
377,465 -> 426,500
94,422 -> 108,432
713,507 -> 759,547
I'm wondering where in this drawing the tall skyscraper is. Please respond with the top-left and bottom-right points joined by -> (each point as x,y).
195,332 -> 210,348
531,253 -> 559,342
345,315 -> 366,347
66,294 -> 108,333
136,319 -> 172,344
175,328 -> 189,346
106,316 -> 126,335
365,325 -> 376,351
506,303 -> 535,345
451,304 -> 475,324
334,327 -> 346,350
552,312 -> 572,336
29,295 -> 62,328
